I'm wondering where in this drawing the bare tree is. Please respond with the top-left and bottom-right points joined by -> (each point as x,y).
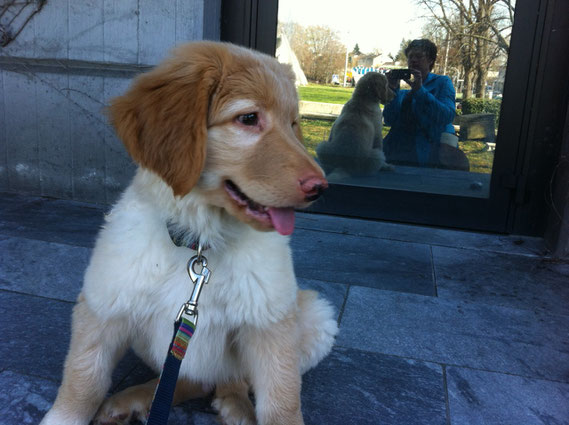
392,38 -> 413,64
279,22 -> 346,83
416,0 -> 515,98
301,25 -> 346,83
280,21 -> 305,48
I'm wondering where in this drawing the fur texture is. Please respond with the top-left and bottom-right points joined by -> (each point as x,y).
40,41 -> 337,425
316,71 -> 395,178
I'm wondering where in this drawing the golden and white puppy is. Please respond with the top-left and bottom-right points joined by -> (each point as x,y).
40,41 -> 338,425
316,72 -> 395,177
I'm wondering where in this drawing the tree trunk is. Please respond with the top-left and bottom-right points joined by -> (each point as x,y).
475,38 -> 487,98
475,0 -> 492,98
462,69 -> 473,99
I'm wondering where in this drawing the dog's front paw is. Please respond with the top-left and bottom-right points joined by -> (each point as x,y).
212,382 -> 256,425
92,384 -> 154,425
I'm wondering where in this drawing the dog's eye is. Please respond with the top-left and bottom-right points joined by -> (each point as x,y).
237,113 -> 259,126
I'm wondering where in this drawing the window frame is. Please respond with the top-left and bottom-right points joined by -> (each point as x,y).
220,0 -> 568,236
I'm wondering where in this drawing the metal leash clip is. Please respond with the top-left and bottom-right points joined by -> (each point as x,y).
175,244 -> 211,325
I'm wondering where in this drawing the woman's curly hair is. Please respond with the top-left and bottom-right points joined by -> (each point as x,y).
405,39 -> 437,70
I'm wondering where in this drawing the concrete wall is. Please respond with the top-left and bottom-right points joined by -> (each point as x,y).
0,0 -> 220,204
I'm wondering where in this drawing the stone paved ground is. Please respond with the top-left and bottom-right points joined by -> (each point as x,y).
1,192 -> 568,425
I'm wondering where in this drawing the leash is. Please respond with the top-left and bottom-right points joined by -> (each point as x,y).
146,243 -> 211,425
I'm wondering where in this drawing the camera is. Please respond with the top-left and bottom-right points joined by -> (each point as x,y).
388,69 -> 412,80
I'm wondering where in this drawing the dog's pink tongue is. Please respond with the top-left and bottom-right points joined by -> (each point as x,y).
268,207 -> 295,235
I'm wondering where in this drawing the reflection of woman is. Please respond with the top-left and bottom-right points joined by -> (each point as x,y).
383,39 -> 456,167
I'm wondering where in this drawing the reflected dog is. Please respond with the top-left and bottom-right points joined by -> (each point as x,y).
316,72 -> 395,178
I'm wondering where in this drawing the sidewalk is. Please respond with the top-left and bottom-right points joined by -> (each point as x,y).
1,192 -> 568,424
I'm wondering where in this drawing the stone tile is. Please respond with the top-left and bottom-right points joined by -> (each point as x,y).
446,366 -> 569,425
434,246 -> 569,315
291,229 -> 435,296
337,286 -> 569,382
296,212 -> 546,256
0,368 -> 217,425
0,291 -> 135,387
298,277 -> 348,320
301,347 -> 447,425
0,370 -> 59,425
167,408 -> 219,425
0,291 -> 73,381
0,192 -> 41,211
0,236 -> 90,302
0,194 -> 547,256
0,197 -> 106,248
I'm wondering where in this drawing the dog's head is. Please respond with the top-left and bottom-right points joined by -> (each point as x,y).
354,72 -> 395,105
109,41 -> 326,235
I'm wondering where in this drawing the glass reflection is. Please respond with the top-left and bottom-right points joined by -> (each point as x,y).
382,39 -> 466,170
277,0 -> 515,198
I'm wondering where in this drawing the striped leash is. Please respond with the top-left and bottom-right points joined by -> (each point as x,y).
146,244 -> 211,425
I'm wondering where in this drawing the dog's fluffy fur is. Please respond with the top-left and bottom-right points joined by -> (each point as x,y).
316,72 -> 395,177
40,41 -> 338,425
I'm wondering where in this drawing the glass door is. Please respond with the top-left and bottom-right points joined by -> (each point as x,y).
222,0 -> 545,234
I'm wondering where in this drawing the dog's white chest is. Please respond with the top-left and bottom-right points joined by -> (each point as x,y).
131,257 -> 298,382
82,206 -> 298,381
132,311 -> 242,382
81,185 -> 300,382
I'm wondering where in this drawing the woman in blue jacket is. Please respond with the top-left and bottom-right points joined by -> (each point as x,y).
383,39 -> 456,167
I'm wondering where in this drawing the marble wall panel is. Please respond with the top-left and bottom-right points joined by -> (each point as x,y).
3,71 -> 40,193
103,0 -> 139,64
68,74 -> 106,203
36,72 -> 73,199
68,0 -> 105,62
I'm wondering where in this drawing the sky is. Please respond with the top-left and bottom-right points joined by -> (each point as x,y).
277,0 -> 427,56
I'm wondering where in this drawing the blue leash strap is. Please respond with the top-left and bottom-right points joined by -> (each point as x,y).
146,317 -> 196,425
145,248 -> 210,425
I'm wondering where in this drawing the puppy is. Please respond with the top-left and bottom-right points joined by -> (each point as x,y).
316,72 -> 395,178
40,41 -> 338,425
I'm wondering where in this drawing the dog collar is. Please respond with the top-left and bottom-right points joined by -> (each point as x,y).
166,221 -> 207,251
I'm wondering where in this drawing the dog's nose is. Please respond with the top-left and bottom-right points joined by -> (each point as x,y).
300,175 -> 328,202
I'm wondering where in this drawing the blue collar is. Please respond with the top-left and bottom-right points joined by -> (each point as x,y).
167,221 -> 204,250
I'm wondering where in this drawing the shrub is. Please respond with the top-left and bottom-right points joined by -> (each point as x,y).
461,98 -> 502,127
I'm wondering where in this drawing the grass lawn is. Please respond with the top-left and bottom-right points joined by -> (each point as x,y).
298,84 -> 354,104
301,119 -> 332,156
300,118 -> 494,174
459,141 -> 494,173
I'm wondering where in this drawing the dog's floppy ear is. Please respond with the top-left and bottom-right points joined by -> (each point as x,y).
109,43 -> 224,197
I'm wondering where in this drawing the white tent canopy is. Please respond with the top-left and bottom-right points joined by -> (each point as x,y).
276,32 -> 308,86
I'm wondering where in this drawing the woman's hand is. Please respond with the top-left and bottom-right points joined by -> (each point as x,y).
405,68 -> 423,92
